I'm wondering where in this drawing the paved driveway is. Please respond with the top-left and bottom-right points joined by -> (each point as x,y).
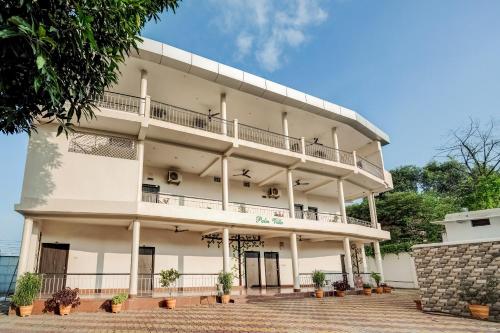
1,291 -> 499,332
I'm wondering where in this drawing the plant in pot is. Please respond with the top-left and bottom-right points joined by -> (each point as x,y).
333,280 -> 349,297
218,271 -> 233,304
459,276 -> 498,320
11,272 -> 41,317
381,283 -> 392,293
111,293 -> 128,313
370,272 -> 382,294
362,283 -> 372,296
46,287 -> 81,315
312,270 -> 326,298
159,268 -> 180,309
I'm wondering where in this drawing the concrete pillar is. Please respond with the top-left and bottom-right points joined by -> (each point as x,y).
137,140 -> 145,202
17,217 -> 34,279
282,112 -> 290,150
331,127 -> 340,162
221,156 -> 229,210
129,220 -> 140,297
337,179 -> 347,223
360,244 -> 368,273
367,193 -> 378,228
222,228 -> 230,273
221,93 -> 227,135
286,169 -> 295,218
343,238 -> 354,288
139,70 -> 148,116
373,241 -> 385,283
290,233 -> 300,291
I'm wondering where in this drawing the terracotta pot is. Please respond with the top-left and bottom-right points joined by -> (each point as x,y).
315,289 -> 324,298
375,287 -> 383,294
166,298 -> 177,309
18,304 -> 33,317
363,288 -> 372,296
469,304 -> 489,320
335,290 -> 345,297
414,300 -> 422,311
383,287 -> 392,293
111,303 -> 122,313
221,294 -> 231,304
58,304 -> 72,316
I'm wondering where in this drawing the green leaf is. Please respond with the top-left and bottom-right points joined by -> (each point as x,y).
36,55 -> 46,69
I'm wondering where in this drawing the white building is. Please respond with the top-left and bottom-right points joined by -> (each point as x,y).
15,38 -> 393,298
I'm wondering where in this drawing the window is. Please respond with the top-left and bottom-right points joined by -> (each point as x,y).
471,219 -> 490,227
69,132 -> 137,160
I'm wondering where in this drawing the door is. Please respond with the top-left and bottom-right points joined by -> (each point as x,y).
307,206 -> 318,220
138,247 -> 155,294
294,204 -> 304,219
244,251 -> 261,288
264,252 -> 280,287
38,243 -> 70,293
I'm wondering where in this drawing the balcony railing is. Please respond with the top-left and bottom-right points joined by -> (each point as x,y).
95,91 -> 143,114
143,192 -> 371,227
150,100 -> 234,137
299,272 -> 373,289
304,141 -> 355,166
356,156 -> 384,179
237,123 -> 302,153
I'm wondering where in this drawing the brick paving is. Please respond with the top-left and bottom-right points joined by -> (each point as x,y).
1,291 -> 499,333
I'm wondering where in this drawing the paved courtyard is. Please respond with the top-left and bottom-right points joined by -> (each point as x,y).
1,291 -> 499,332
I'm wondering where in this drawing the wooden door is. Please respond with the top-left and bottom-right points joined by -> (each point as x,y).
39,243 -> 70,293
264,252 -> 280,287
138,247 -> 155,294
244,251 -> 261,288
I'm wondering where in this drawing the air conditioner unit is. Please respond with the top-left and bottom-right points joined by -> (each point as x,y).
167,170 -> 182,185
267,187 -> 280,199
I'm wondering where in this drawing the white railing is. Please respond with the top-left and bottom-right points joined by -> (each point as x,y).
95,91 -> 142,114
150,100 -> 234,137
295,211 -> 342,223
228,202 -> 289,218
138,274 -> 219,297
356,157 -> 384,179
305,141 -> 355,165
237,123 -> 302,153
143,192 -> 222,210
347,216 -> 372,227
300,272 -> 373,290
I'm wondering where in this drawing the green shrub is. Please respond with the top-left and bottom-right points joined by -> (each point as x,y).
218,272 -> 233,295
111,293 -> 128,305
312,270 -> 326,290
370,272 -> 382,287
11,273 -> 41,306
363,283 -> 372,289
159,269 -> 180,297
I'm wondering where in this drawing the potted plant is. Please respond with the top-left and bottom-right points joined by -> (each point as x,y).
381,283 -> 392,293
363,283 -> 372,296
371,272 -> 383,294
333,280 -> 348,297
111,293 -> 128,313
312,270 -> 326,298
11,272 -> 41,317
218,271 -> 233,304
459,276 -> 497,320
159,268 -> 180,309
47,287 -> 81,315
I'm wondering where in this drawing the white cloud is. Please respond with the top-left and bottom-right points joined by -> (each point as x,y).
210,0 -> 328,72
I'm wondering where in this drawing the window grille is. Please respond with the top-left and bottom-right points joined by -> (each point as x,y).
69,132 -> 137,160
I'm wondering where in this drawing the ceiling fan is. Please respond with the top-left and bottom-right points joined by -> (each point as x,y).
233,169 -> 251,178
294,179 -> 310,187
207,109 -> 220,121
169,226 -> 188,233
306,137 -> 323,146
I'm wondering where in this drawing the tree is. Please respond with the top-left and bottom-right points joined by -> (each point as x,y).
389,165 -> 421,193
463,173 -> 500,210
421,160 -> 469,195
1,0 -> 180,135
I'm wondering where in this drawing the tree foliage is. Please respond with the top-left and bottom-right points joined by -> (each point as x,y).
1,0 -> 180,135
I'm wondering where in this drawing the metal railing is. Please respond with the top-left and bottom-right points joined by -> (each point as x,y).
356,156 -> 383,179
295,211 -> 342,223
229,202 -> 289,218
150,100 -> 234,137
304,142 -> 354,165
300,272 -> 373,290
95,91 -> 143,114
143,192 -> 222,210
37,273 -> 220,298
347,216 -> 372,227
237,123 -> 302,153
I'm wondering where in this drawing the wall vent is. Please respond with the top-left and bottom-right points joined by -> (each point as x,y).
243,181 -> 251,188
213,176 -> 221,183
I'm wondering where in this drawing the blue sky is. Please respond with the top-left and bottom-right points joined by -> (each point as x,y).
1,0 -> 499,240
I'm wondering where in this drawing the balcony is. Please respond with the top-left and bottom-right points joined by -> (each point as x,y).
142,192 -> 372,228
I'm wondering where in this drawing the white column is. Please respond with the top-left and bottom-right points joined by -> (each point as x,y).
286,169 -> 295,218
331,127 -> 340,162
367,193 -> 378,228
373,241 -> 385,283
343,238 -> 354,288
221,156 -> 229,210
290,233 -> 300,291
222,228 -> 230,273
337,179 -> 347,223
17,217 -> 34,279
129,220 -> 140,297
139,70 -> 148,116
136,140 -> 145,202
282,112 -> 290,150
221,93 -> 227,135
360,244 -> 368,273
